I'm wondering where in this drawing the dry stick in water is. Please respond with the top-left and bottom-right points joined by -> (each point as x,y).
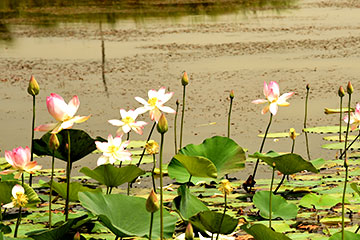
304,84 -> 311,160
174,100 -> 180,154
341,82 -> 352,240
228,90 -> 234,138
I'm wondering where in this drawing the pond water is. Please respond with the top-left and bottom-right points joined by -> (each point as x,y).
1,0 -> 359,180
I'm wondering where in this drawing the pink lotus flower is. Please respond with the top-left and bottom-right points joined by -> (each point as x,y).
344,103 -> 360,130
135,87 -> 176,122
34,93 -> 90,134
0,147 -> 41,179
95,134 -> 132,166
3,184 -> 28,208
108,109 -> 147,135
252,81 -> 294,115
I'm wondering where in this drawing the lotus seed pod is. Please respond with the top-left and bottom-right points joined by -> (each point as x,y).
27,75 -> 40,96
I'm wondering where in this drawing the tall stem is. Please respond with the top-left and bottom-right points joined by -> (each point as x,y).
14,175 -> 25,237
65,131 -> 71,221
304,86 -> 311,160
339,131 -> 360,159
29,95 -> 36,186
339,96 -> 343,156
227,96 -> 233,138
159,133 -> 164,240
343,94 -> 352,160
148,212 -> 154,240
136,122 -> 156,167
151,155 -> 156,193
269,166 -> 275,229
180,86 -> 186,149
127,132 -> 130,141
49,150 -> 55,229
174,101 -> 179,154
216,194 -> 227,240
252,114 -> 273,180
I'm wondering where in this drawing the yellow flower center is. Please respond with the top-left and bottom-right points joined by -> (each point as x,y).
219,179 -> 233,195
122,116 -> 134,125
148,97 -> 158,107
145,141 -> 159,155
108,145 -> 120,153
12,192 -> 28,208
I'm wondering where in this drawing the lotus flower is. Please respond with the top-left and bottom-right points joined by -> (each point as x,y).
108,109 -> 147,135
95,134 -> 132,166
344,103 -> 360,130
252,81 -> 294,115
34,93 -> 90,134
0,147 -> 41,179
3,184 -> 28,208
135,87 -> 176,122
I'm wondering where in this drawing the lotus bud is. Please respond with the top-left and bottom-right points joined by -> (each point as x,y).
306,84 -> 310,90
181,71 -> 189,86
73,232 -> 81,240
289,128 -> 296,140
219,179 -> 233,195
146,189 -> 159,213
272,162 -> 276,167
157,114 -> 168,134
338,86 -> 345,97
176,99 -> 180,106
49,134 -> 60,151
27,75 -> 40,96
185,223 -> 194,240
347,81 -> 353,94
230,90 -> 234,99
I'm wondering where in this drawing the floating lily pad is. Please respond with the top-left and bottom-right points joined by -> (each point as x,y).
328,231 -> 360,240
324,108 -> 354,114
320,217 -> 350,225
253,191 -> 298,220
299,193 -> 345,209
323,135 -> 357,142
241,223 -> 292,240
249,151 -> 318,175
168,136 -> 245,184
258,132 -> 300,138
322,142 -> 360,150
171,155 -> 217,179
303,126 -> 353,134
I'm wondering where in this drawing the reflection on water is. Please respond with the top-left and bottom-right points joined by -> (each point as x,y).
0,0 -> 297,42
99,21 -> 109,97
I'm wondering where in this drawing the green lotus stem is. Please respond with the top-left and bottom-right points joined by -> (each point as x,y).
355,225 -> 360,233
269,165 -> 275,229
106,187 -> 109,195
14,175 -> 25,237
151,155 -> 156,193
187,175 -> 192,188
339,131 -> 360,159
174,100 -> 179,154
216,193 -> 227,240
179,85 -> 186,149
136,122 -> 156,167
49,150 -> 55,229
29,95 -> 36,187
341,161 -> 349,240
343,94 -> 352,160
227,95 -> 233,138
341,92 -> 351,240
65,131 -> 71,221
127,183 -> 130,196
252,113 -> 273,181
159,133 -> 165,240
339,95 -> 344,156
0,205 -> 2,221
127,132 -> 130,141
304,86 -> 311,160
148,212 -> 154,240
291,138 -> 295,153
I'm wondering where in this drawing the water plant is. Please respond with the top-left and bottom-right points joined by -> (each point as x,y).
180,71 -> 189,149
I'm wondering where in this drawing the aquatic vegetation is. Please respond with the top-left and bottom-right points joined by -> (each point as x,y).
1,75 -> 360,240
